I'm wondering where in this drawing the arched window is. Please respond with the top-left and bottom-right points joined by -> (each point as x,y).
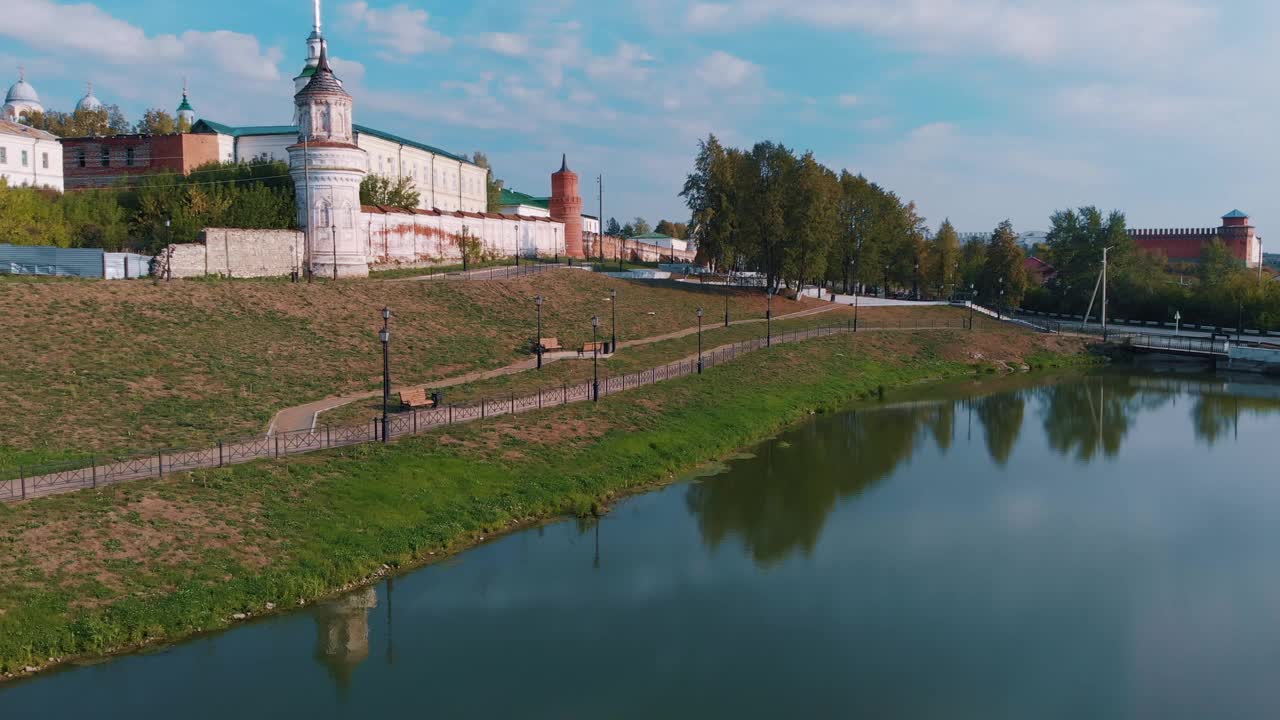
319,201 -> 333,228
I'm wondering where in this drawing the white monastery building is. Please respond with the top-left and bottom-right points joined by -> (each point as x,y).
0,118 -> 63,192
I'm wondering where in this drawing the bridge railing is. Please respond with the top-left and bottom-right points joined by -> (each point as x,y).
1118,333 -> 1228,356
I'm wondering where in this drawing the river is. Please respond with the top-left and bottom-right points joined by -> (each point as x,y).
4,370 -> 1280,718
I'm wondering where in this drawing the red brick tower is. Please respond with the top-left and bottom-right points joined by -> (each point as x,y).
550,154 -> 584,258
1219,210 -> 1258,266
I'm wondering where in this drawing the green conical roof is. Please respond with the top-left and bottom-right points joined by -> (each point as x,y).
177,94 -> 194,112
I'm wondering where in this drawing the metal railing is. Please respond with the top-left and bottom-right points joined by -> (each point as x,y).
0,317 -> 970,503
1114,333 -> 1229,356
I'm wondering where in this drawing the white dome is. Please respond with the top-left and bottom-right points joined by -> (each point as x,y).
76,89 -> 103,113
5,79 -> 39,105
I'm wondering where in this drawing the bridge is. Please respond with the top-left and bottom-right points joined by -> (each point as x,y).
1112,333 -> 1230,358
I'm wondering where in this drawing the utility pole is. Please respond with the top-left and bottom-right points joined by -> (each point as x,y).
1102,245 -> 1111,340
598,174 -> 605,263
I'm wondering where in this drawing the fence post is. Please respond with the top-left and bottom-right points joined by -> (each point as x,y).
511,392 -> 515,414
275,435 -> 281,458
326,424 -> 332,448
157,451 -> 163,478
449,405 -> 454,424
20,467 -> 26,500
218,440 -> 225,467
563,383 -> 568,404
482,401 -> 486,419
92,458 -> 98,489
413,409 -> 418,435
539,388 -> 543,410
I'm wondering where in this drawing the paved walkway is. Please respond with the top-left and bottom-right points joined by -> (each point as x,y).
269,303 -> 844,435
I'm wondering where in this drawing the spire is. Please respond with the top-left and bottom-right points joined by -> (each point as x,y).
17,65 -> 24,82
314,0 -> 322,33
560,154 -> 569,173
317,44 -> 332,74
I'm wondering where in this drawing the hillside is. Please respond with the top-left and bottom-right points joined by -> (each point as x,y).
0,271 -> 816,461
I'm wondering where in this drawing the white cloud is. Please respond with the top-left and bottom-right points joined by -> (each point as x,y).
471,32 -> 532,57
585,43 -> 655,86
341,2 -> 452,60
0,0 -> 282,82
694,51 -> 761,90
837,94 -> 859,107
685,0 -> 1212,67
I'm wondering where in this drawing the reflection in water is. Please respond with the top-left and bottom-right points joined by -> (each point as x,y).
313,587 -> 378,690
973,392 -> 1026,465
687,405 -> 942,567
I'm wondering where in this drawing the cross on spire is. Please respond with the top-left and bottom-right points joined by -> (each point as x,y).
314,0 -> 322,33
17,65 -> 24,82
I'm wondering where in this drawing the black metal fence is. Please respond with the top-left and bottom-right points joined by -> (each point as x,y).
413,261 -> 576,283
0,316 -> 969,503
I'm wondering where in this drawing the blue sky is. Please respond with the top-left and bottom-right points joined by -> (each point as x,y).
3,0 -> 1277,239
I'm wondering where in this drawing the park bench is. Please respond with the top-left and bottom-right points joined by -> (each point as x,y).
398,387 -> 435,409
535,337 -> 562,353
580,341 -> 606,357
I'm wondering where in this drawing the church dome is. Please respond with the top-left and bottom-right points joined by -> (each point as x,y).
5,78 -> 39,105
76,84 -> 104,112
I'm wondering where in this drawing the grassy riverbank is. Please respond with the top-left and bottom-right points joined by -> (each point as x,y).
0,326 -> 1092,677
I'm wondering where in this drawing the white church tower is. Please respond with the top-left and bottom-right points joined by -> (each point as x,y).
294,0 -> 328,94
289,44 -> 369,278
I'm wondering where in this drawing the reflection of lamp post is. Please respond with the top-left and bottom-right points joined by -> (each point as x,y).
697,307 -> 704,374
380,307 -> 391,444
610,288 -> 618,350
535,295 -> 544,369
592,315 -> 600,402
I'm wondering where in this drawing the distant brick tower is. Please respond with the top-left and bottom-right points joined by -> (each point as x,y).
550,155 -> 584,258
1219,210 -> 1260,267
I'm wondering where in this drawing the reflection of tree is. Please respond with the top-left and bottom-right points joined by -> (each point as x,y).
973,392 -> 1026,466
686,407 -> 929,568
928,402 -> 955,452
1039,377 -> 1180,461
1192,394 -> 1280,445
314,587 -> 378,691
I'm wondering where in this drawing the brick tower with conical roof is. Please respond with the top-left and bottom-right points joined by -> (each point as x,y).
549,154 -> 584,258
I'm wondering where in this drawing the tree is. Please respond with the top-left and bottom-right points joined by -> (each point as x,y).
681,134 -> 737,271
979,220 -> 1028,310
606,218 -> 622,236
360,174 -> 421,209
471,152 -> 504,213
781,151 -> 838,290
1199,238 -> 1242,289
931,219 -> 961,298
630,217 -> 652,236
135,109 -> 180,135
1043,207 -> 1131,313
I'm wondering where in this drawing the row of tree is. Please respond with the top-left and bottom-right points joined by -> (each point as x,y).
0,160 -> 295,253
1025,206 -> 1280,331
679,134 -> 1028,299
601,217 -> 689,240
20,107 -> 192,138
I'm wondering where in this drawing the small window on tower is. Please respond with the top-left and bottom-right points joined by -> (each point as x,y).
77,149 -> 86,168
126,148 -> 135,167
100,147 -> 110,167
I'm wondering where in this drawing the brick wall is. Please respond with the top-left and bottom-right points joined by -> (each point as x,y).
63,134 -> 220,189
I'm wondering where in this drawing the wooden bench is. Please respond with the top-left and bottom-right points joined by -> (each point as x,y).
580,341 -> 606,356
398,387 -> 435,409
535,337 -> 562,353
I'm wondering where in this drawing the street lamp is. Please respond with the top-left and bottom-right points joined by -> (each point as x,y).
766,289 -> 774,347
997,276 -> 1005,320
380,307 -> 391,444
724,285 -> 731,328
610,288 -> 618,351
884,264 -> 890,298
592,315 -> 601,402
969,284 -> 976,330
854,291 -> 859,332
535,295 -> 544,369
697,307 -> 704,374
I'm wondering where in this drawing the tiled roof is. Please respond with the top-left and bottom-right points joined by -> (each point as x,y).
1223,209 -> 1249,219
0,118 -> 58,140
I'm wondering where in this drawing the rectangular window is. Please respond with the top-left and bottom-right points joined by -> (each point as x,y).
41,152 -> 48,169
77,149 -> 86,168
100,147 -> 110,167
126,148 -> 135,167
21,150 -> 28,167
0,147 -> 6,164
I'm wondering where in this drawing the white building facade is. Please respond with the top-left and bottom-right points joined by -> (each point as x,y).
0,119 -> 63,192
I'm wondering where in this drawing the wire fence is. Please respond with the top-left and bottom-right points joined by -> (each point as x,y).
0,316 -> 970,503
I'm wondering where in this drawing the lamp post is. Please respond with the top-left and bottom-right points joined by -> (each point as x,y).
724,285 -> 731,328
610,288 -> 618,351
883,264 -> 890,298
697,307 -> 704,374
380,307 -> 391,444
331,223 -> 338,281
535,295 -> 544,369
591,316 -> 601,402
913,261 -> 920,300
969,284 -> 976,330
766,289 -> 774,347
997,276 -> 1005,320
854,290 -> 860,332
1174,310 -> 1182,336
164,218 -> 172,281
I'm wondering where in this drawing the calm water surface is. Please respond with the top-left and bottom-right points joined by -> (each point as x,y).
4,371 -> 1280,719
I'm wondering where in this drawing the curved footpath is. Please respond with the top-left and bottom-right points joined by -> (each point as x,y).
269,304 -> 843,435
